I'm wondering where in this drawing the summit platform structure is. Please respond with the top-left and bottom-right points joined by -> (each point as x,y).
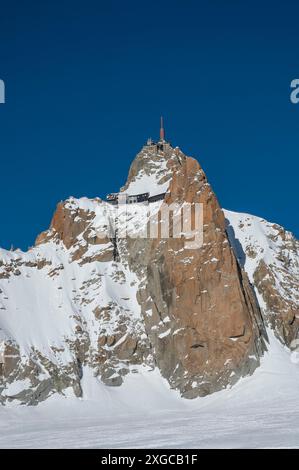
106,118 -> 170,205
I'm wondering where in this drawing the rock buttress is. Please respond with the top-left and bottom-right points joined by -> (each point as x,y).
120,144 -> 267,397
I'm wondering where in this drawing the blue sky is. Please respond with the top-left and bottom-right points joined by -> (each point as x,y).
0,0 -> 298,250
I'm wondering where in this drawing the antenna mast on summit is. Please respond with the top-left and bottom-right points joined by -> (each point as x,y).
160,116 -> 165,142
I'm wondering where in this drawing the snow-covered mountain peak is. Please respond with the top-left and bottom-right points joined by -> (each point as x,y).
0,143 -> 298,406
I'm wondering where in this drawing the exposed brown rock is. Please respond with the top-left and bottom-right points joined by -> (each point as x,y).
254,259 -> 299,346
3,140 -> 291,406
121,143 -> 267,397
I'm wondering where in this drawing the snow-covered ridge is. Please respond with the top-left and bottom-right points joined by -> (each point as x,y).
225,210 -> 298,280
225,209 -> 299,345
0,194 -> 148,404
225,209 -> 299,302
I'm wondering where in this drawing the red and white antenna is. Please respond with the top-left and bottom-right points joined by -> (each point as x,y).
160,116 -> 165,142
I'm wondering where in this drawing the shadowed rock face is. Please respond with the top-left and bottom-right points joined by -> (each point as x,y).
225,212 -> 299,349
1,140 -> 289,405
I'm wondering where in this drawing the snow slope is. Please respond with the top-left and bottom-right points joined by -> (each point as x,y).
0,208 -> 298,448
0,330 -> 298,448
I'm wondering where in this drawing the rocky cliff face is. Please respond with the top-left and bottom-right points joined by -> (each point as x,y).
225,210 -> 299,348
120,143 -> 267,397
0,141 -> 297,405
